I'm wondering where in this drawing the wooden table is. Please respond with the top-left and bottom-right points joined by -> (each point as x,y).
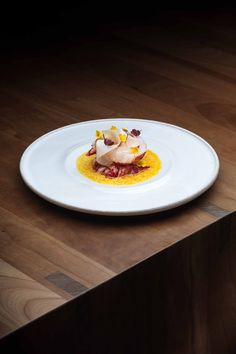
0,9 -> 236,354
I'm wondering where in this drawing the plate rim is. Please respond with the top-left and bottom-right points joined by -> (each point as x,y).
19,118 -> 220,215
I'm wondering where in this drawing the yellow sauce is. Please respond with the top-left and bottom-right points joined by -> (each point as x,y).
76,149 -> 161,185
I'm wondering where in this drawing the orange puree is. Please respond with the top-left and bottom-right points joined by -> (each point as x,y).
76,149 -> 161,185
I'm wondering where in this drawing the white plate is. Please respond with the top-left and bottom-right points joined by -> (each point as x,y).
20,118 -> 219,215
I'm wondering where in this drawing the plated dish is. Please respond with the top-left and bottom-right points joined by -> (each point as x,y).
77,125 -> 161,185
20,118 -> 220,215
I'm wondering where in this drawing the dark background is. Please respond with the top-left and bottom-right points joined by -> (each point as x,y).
1,3 -> 235,48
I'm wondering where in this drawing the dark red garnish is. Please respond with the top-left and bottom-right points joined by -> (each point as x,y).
130,129 -> 141,137
104,138 -> 114,146
86,145 -> 96,156
93,160 -> 149,178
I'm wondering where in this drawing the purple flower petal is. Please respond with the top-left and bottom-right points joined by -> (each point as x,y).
104,138 -> 114,146
130,129 -> 141,136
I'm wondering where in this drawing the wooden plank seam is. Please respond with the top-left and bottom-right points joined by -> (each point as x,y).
46,272 -> 88,296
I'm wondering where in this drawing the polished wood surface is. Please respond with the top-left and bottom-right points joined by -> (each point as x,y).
0,10 -> 236,337
0,259 -> 65,337
1,213 -> 236,354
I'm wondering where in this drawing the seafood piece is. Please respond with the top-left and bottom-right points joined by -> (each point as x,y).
86,125 -> 149,177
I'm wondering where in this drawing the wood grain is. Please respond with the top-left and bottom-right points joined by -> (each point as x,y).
0,207 -> 115,290
0,9 -> 235,338
1,212 -> 235,353
0,259 -> 65,337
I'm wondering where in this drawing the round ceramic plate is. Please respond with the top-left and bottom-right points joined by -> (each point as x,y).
20,118 -> 219,215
